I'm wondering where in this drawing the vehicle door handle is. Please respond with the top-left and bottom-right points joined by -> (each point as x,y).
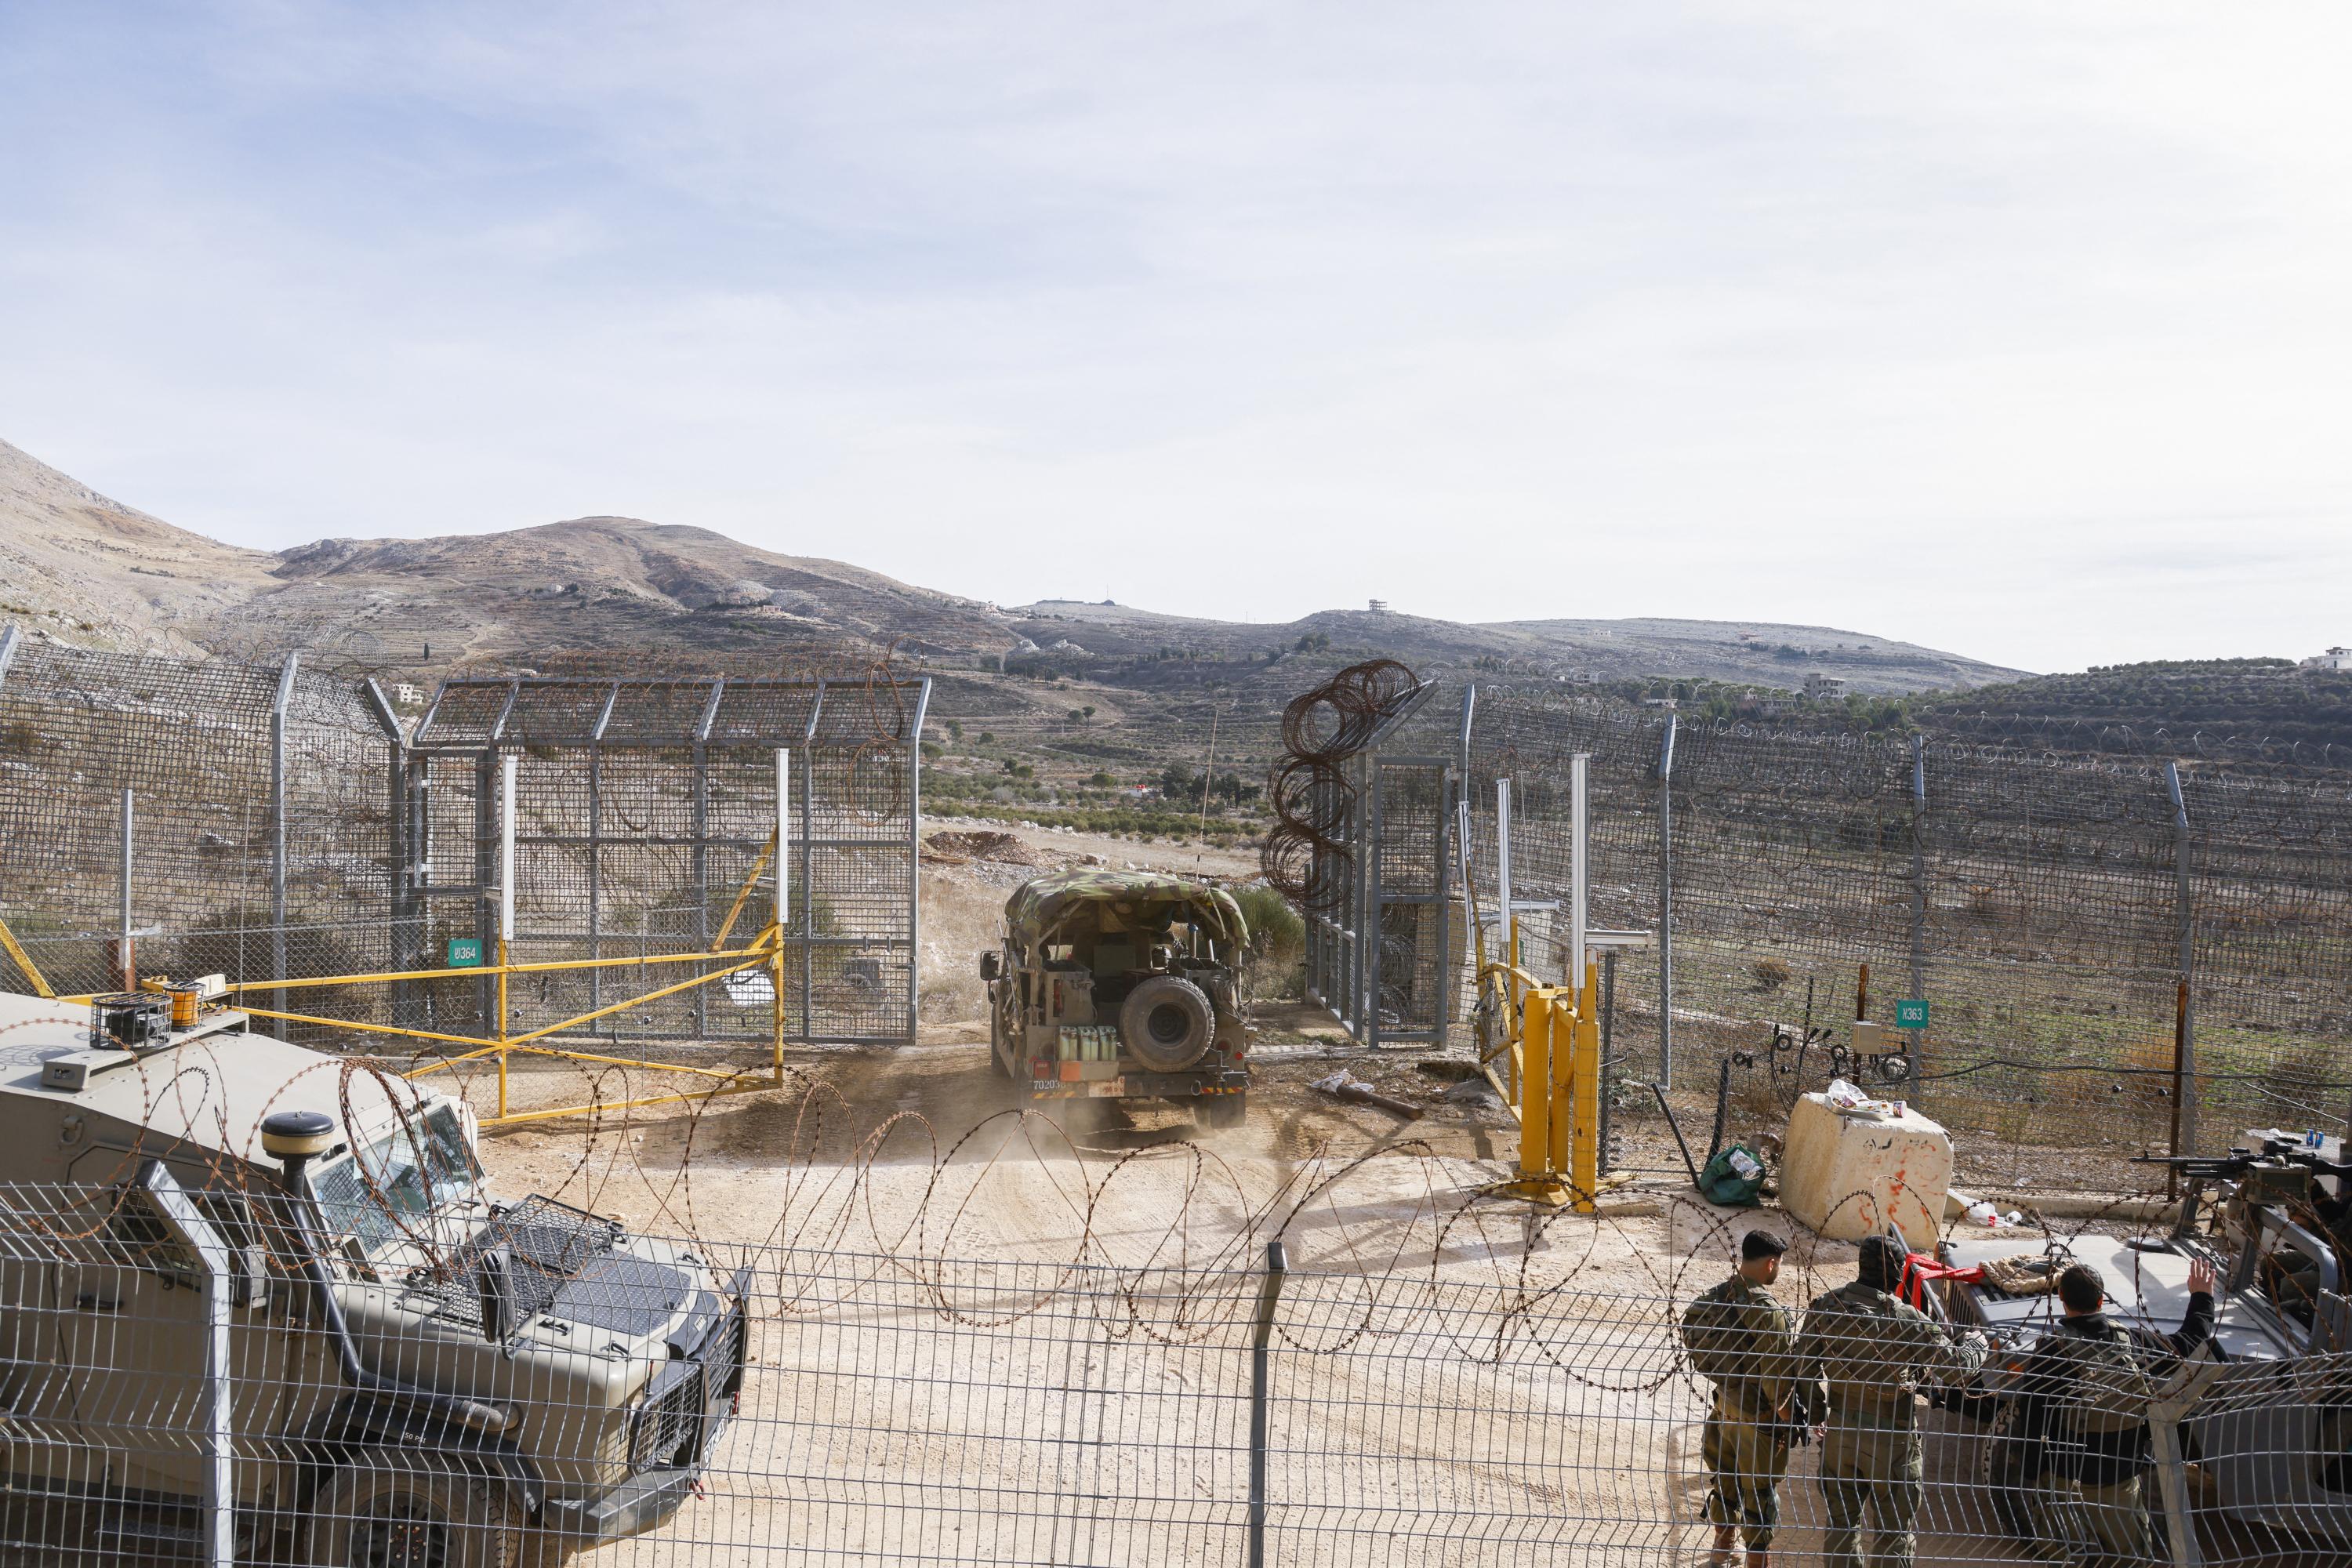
74,1293 -> 122,1312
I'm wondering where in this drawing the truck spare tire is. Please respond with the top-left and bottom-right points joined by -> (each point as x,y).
1119,975 -> 1216,1072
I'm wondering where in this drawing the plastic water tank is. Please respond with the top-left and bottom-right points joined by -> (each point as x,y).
1780,1092 -> 1952,1244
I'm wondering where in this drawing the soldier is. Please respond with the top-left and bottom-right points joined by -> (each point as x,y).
1799,1233 -> 1988,1568
1680,1229 -> 1807,1567
2011,1257 -> 2216,1564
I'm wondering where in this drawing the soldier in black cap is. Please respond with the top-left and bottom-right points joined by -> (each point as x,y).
1681,1229 -> 1806,1566
1798,1233 -> 1987,1567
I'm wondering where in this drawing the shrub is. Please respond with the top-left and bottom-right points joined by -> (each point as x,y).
1231,884 -> 1306,999
1751,956 -> 1792,993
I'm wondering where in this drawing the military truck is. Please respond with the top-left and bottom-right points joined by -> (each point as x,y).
980,869 -> 1250,1126
0,985 -> 746,1565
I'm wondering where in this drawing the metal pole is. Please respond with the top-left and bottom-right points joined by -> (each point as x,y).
1247,1239 -> 1289,1568
1657,715 -> 1677,1089
1570,753 -> 1589,986
691,742 -> 710,1040
588,742 -> 602,1011
1907,731 -> 1927,1089
2165,761 -> 2198,1157
909,679 -> 931,1039
775,747 -> 790,1076
119,786 -> 134,992
499,753 -> 516,1119
270,655 -> 298,1039
1366,760 -> 1385,1047
143,1163 -> 234,1568
1496,778 -> 1513,971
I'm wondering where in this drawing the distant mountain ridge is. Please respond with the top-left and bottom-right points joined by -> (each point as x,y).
0,436 -> 2020,695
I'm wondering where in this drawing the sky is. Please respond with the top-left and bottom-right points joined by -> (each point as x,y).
2,3 -> 2348,675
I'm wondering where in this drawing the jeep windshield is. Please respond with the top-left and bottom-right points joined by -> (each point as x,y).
312,1104 -> 482,1255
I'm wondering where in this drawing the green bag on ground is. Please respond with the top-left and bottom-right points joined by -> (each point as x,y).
1700,1144 -> 1767,1207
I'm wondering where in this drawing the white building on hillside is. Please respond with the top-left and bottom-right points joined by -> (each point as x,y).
2302,646 -> 2350,671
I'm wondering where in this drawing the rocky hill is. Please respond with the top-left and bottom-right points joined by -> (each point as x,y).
0,437 -> 278,655
1007,601 -> 2015,695
1,436 -> 2019,706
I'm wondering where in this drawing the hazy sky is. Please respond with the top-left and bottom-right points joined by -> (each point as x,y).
4,3 -> 2347,674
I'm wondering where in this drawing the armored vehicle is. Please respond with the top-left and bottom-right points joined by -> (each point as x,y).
981,869 -> 1251,1125
0,986 -> 746,1565
1936,1131 -> 2350,1546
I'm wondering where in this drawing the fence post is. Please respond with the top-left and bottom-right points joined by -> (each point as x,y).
143,1160 -> 235,1568
907,678 -> 930,1040
2165,762 -> 2198,1159
1248,1238 -> 1289,1568
270,655 -> 299,1039
1907,732 -> 1927,1090
118,787 -> 136,990
1656,715 -> 1677,1089
2147,1351 -> 2224,1568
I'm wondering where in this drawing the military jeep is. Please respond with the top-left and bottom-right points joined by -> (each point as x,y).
980,870 -> 1250,1126
0,986 -> 746,1565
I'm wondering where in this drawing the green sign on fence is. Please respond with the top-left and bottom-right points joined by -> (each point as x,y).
447,937 -> 485,969
1895,998 -> 1929,1029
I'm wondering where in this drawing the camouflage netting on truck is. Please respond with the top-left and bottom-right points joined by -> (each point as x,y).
1003,869 -> 1248,949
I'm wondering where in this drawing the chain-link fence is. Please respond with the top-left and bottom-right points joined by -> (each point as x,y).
0,1165 -> 2341,1567
0,630 -> 928,1055
401,673 -> 927,1047
1450,687 -> 2352,1160
0,628 -> 400,1018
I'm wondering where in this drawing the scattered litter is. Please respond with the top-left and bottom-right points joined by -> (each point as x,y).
1309,1069 -> 1424,1120
1823,1076 -> 1905,1120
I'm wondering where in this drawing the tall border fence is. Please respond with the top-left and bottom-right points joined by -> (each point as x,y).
1459,687 -> 2352,1155
0,628 -> 926,1051
0,1171 -> 2340,1566
0,627 -> 401,1007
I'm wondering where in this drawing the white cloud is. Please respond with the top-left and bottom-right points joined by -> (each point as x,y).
1,2 -> 2347,671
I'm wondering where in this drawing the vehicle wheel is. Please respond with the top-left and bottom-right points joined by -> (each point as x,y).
1119,976 -> 1216,1072
310,1450 -> 523,1568
1192,1094 -> 1247,1130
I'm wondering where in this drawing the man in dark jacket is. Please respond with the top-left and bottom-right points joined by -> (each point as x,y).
2011,1256 -> 2217,1564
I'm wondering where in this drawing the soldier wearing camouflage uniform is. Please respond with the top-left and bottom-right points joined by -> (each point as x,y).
1798,1234 -> 1988,1568
1681,1229 -> 1808,1567
2011,1257 -> 2216,1565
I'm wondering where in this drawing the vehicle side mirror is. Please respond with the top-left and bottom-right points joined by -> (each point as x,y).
979,953 -> 1000,982
474,1247 -> 514,1344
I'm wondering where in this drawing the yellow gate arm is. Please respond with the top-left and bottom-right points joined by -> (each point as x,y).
0,911 -> 53,999
710,828 -> 779,952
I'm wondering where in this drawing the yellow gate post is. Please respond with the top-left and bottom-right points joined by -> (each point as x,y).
1486,965 -> 1606,1214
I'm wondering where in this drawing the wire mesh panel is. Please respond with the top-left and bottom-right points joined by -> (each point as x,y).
1459,687 -> 2352,1156
0,1173 -> 2340,1566
407,673 -> 927,1047
0,629 -> 397,1026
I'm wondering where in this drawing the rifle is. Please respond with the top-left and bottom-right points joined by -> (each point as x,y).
2132,1140 -> 2352,1184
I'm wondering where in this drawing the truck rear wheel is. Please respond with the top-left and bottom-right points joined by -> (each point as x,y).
310,1451 -> 523,1568
1119,976 -> 1215,1072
